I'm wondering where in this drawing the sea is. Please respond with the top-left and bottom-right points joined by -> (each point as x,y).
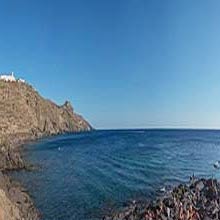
11,129 -> 220,220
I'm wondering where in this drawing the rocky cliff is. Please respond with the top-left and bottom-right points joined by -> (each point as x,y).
0,80 -> 93,220
0,80 -> 92,143
0,172 -> 40,220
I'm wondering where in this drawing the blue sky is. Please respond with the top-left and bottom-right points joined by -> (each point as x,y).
1,0 -> 220,129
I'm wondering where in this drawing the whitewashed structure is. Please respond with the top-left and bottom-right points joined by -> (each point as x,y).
18,78 -> 25,83
0,72 -> 26,83
0,72 -> 16,82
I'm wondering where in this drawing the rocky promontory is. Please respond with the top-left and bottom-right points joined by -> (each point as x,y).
0,80 -> 92,142
0,79 -> 93,219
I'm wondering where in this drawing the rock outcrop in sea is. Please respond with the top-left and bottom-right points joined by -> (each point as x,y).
0,79 -> 93,220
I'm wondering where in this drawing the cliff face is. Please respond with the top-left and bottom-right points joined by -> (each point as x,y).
0,172 -> 39,220
0,188 -> 20,220
0,80 -> 92,143
0,80 -> 93,220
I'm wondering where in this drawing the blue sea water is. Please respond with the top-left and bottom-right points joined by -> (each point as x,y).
12,129 -> 220,220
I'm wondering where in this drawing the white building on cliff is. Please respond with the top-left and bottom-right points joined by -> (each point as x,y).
0,72 -> 25,83
0,72 -> 16,82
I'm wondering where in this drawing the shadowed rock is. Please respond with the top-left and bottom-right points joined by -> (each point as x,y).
104,177 -> 220,220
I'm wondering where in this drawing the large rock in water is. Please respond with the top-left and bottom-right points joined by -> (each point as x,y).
0,80 -> 92,142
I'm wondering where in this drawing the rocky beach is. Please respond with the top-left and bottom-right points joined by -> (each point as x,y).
0,79 -> 92,219
104,177 -> 220,220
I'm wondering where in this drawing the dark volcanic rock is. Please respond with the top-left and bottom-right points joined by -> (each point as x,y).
104,177 -> 220,220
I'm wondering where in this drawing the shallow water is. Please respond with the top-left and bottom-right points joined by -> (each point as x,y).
12,129 -> 220,220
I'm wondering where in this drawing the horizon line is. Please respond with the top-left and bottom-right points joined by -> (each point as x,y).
94,127 -> 220,131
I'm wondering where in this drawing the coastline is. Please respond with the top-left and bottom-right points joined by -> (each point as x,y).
0,80 -> 93,219
0,131 -> 91,220
0,134 -> 42,220
2,130 -> 220,220
104,177 -> 220,220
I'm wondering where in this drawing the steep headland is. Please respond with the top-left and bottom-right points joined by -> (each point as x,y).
0,79 -> 92,219
0,80 -> 92,142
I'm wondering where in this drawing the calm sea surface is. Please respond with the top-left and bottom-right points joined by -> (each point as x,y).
12,130 -> 220,220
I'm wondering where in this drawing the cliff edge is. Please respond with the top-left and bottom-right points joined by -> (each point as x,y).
0,80 -> 92,143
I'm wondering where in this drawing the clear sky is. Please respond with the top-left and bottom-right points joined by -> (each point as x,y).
1,0 -> 220,129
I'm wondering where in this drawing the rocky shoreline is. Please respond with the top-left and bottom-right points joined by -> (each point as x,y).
2,138 -> 220,220
104,176 -> 220,220
0,80 -> 93,219
0,130 -> 94,220
0,136 -> 40,220
0,171 -> 40,220
1,82 -> 219,220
